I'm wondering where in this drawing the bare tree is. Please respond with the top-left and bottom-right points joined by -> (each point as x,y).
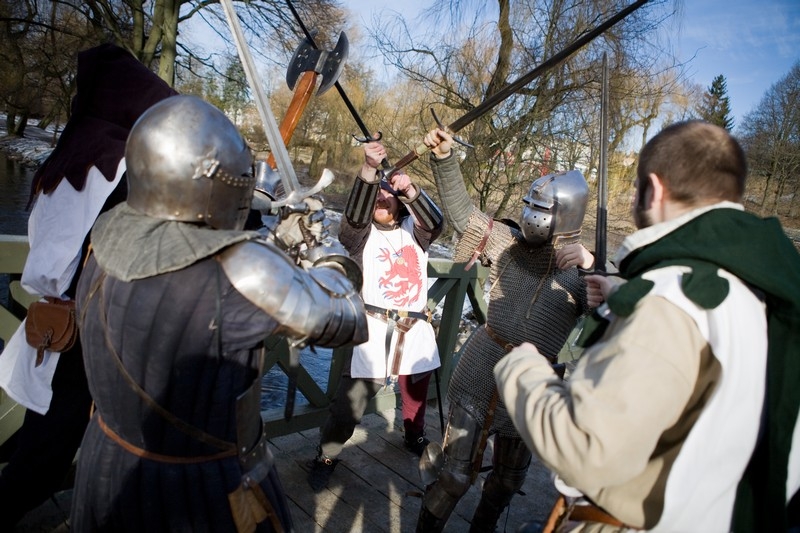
76,0 -> 346,84
367,0 -> 680,218
0,0 -> 96,136
0,0 -> 346,132
739,61 -> 800,218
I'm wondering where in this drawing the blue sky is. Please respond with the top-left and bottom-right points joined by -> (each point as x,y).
676,0 -> 799,126
343,0 -> 800,128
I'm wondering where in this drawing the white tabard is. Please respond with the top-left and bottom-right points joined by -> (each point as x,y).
350,216 -> 440,380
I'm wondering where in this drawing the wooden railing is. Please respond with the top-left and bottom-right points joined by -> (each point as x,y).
0,235 -> 35,445
0,235 -> 489,444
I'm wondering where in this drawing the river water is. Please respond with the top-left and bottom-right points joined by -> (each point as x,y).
0,151 -> 34,236
0,151 -> 333,410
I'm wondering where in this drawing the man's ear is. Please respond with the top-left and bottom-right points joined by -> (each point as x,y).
648,173 -> 665,208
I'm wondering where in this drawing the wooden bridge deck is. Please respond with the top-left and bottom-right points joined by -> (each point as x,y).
14,400 -> 558,533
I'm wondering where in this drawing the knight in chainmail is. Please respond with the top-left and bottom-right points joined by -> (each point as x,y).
71,96 -> 367,532
416,129 -> 594,532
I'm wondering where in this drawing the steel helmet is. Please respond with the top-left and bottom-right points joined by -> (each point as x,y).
520,169 -> 589,246
125,95 -> 255,230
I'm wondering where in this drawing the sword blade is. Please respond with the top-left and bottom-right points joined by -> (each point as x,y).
449,0 -> 649,133
596,52 -> 609,272
219,0 -> 301,197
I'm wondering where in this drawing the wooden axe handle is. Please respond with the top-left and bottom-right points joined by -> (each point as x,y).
267,70 -> 318,169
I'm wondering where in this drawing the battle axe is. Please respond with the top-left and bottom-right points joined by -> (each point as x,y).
266,33 -> 349,170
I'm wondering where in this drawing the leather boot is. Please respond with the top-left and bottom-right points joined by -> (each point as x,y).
404,430 -> 430,457
306,451 -> 339,493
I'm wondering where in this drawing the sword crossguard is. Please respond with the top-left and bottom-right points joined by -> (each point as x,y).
577,267 -> 614,277
352,131 -> 382,143
430,108 -> 474,149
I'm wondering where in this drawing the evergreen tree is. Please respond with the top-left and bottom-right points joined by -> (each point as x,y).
697,74 -> 735,131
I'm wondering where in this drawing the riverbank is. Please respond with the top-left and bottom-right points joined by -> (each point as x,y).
0,116 -> 57,168
2,116 -> 797,252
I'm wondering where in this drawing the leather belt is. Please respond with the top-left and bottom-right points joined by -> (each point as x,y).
365,304 -> 432,385
485,324 -> 565,378
484,324 -> 515,353
364,303 -> 432,323
543,494 -> 629,532
570,502 -> 626,527
96,412 -> 238,464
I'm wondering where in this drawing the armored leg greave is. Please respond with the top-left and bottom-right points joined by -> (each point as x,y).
417,404 -> 483,532
469,436 -> 532,533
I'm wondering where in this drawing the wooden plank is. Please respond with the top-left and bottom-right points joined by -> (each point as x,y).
15,408 -> 558,532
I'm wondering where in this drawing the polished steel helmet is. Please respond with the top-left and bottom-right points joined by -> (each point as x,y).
520,169 -> 588,246
125,95 -> 255,230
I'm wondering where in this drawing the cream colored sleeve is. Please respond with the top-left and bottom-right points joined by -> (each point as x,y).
494,295 -> 705,492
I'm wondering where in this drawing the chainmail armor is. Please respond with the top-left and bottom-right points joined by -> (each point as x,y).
449,209 -> 587,437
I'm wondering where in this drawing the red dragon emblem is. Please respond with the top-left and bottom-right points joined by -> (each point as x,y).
377,245 -> 423,306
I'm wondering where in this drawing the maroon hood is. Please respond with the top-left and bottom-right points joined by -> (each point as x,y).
30,43 -> 178,202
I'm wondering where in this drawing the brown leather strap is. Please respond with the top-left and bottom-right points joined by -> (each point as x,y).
364,304 -> 432,322
484,324 -> 515,353
94,270 -> 237,454
389,317 -> 415,377
471,389 -> 499,483
542,494 -> 567,533
569,502 -> 626,528
242,475 -> 285,533
96,413 -> 237,464
485,324 -> 560,366
543,494 -> 627,531
366,304 -> 431,384
465,218 -> 493,271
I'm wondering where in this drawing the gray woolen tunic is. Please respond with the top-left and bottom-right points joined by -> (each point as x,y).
71,206 -> 292,532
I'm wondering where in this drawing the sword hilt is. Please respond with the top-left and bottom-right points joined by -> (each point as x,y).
430,108 -> 474,149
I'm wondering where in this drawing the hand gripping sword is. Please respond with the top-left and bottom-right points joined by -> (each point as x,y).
219,0 -> 335,420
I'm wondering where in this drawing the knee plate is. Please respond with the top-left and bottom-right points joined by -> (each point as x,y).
422,404 -> 483,518
488,435 -> 532,495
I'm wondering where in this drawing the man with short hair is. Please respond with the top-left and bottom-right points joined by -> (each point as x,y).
495,120 -> 800,531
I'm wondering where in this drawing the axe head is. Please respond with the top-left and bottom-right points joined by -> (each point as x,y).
286,31 -> 349,96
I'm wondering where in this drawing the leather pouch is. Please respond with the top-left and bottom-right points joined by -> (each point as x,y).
25,297 -> 77,366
